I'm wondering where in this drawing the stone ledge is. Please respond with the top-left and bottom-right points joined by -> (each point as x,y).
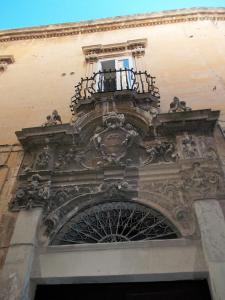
15,109 -> 220,148
0,8 -> 225,42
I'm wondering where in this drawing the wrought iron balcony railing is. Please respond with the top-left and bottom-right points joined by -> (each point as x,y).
71,68 -> 160,114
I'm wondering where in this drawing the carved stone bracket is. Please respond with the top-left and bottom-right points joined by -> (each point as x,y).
0,55 -> 14,73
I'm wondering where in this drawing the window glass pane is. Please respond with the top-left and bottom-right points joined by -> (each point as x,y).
101,60 -> 115,71
100,60 -> 116,91
117,59 -> 129,69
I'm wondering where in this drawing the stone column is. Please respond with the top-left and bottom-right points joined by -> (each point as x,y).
0,208 -> 42,300
194,200 -> 225,300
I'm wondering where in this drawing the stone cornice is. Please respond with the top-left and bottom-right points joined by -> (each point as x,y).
0,7 -> 225,42
15,109 -> 219,148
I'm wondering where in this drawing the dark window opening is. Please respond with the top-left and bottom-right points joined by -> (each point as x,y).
35,279 -> 211,300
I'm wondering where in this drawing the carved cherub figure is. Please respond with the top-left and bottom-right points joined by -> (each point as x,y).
36,146 -> 50,169
43,110 -> 62,126
52,110 -> 62,124
169,97 -> 191,113
182,132 -> 198,158
123,123 -> 139,147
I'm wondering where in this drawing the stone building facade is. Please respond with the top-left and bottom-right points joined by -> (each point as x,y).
1,7 -> 225,300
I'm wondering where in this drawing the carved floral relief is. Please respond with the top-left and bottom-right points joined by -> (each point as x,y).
9,174 -> 51,211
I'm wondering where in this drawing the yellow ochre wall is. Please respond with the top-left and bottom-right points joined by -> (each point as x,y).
0,9 -> 225,145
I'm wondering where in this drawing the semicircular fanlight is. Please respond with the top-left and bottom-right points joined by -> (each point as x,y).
51,201 -> 179,245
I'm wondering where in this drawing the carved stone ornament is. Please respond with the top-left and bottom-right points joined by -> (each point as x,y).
42,110 -> 62,127
131,46 -> 145,57
169,96 -> 192,113
176,133 -> 218,161
46,184 -> 97,215
92,112 -> 139,166
141,162 -> 224,202
181,132 -> 199,159
42,180 -> 136,236
180,162 -> 224,198
35,145 -> 51,169
9,174 -> 51,211
54,146 -> 89,170
143,141 -> 177,165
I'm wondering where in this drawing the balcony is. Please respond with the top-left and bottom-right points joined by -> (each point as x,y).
70,68 -> 160,115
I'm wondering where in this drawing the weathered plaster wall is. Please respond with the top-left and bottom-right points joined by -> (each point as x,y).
0,16 -> 225,144
0,145 -> 23,269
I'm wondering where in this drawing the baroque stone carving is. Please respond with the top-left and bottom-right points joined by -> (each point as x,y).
142,162 -> 223,201
54,146 -> 89,170
169,96 -> 191,113
43,181 -> 134,236
42,110 -> 62,127
92,112 -> 139,166
143,141 -> 177,164
177,133 -> 218,161
139,180 -> 196,236
9,174 -> 51,211
46,184 -> 94,214
180,162 -> 223,197
181,132 -> 199,159
35,145 -> 51,169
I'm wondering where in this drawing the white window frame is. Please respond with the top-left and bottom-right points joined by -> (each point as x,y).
96,56 -> 134,91
97,56 -> 133,71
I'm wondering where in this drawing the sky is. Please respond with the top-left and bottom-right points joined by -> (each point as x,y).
1,0 -> 225,30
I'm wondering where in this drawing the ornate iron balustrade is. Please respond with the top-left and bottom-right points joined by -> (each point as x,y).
70,68 -> 160,114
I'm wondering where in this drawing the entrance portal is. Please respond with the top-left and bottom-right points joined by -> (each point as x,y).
35,280 -> 211,300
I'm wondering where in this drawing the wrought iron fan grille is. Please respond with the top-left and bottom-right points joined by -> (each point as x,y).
52,202 -> 179,245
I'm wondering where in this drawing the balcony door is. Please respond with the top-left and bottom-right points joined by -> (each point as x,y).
98,57 -> 132,92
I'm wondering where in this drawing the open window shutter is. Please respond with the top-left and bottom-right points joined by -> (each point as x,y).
116,59 -> 131,89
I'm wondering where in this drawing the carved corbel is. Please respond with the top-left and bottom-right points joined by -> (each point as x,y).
0,55 -> 15,73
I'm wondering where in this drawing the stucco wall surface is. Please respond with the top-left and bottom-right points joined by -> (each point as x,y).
0,145 -> 23,269
0,11 -> 225,144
